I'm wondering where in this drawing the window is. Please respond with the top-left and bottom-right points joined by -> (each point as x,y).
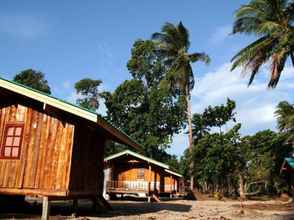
1,124 -> 24,159
137,168 -> 145,180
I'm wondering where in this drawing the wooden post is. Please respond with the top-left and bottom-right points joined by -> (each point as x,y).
147,196 -> 151,203
91,197 -> 97,211
148,164 -> 151,203
72,199 -> 78,216
170,175 -> 172,193
41,197 -> 50,220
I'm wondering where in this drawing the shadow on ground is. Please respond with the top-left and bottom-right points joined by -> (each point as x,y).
96,201 -> 192,218
0,199 -> 192,219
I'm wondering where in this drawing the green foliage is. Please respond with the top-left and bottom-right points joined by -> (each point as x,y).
192,98 -> 236,143
13,69 -> 51,94
181,99 -> 240,193
104,39 -> 186,161
190,124 -> 242,194
202,98 -> 236,131
74,78 -> 102,111
243,130 -> 292,194
231,0 -> 294,88
276,101 -> 294,132
166,155 -> 180,172
181,99 -> 292,196
179,149 -> 191,180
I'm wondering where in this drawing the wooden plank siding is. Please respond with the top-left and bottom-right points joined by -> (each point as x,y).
108,160 -> 168,194
0,99 -> 74,195
68,122 -> 106,196
0,92 -> 109,197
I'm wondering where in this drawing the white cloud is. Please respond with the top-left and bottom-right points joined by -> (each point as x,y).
170,63 -> 294,156
209,25 -> 231,45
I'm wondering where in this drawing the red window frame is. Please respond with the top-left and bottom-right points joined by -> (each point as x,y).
0,123 -> 24,159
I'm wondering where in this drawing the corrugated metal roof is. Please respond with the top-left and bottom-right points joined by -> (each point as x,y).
0,77 -> 140,149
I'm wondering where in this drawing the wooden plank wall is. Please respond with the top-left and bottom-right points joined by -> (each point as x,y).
68,122 -> 105,196
0,100 -> 74,195
114,164 -> 161,182
110,159 -> 185,194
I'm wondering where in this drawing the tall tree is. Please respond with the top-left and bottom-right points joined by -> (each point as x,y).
231,0 -> 294,88
104,40 -> 186,161
13,69 -> 51,94
152,22 -> 210,190
152,22 -> 210,150
74,78 -> 102,111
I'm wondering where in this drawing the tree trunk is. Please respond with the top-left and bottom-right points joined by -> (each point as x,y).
186,88 -> 194,190
291,52 -> 294,67
239,173 -> 246,201
187,95 -> 193,149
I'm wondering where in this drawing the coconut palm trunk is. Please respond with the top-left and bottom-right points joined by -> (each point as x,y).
187,95 -> 193,148
186,87 -> 194,190
291,52 -> 294,66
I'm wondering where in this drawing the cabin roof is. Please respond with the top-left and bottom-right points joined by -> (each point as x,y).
285,158 -> 294,169
0,77 -> 140,149
105,150 -> 182,177
105,150 -> 169,169
165,169 -> 182,178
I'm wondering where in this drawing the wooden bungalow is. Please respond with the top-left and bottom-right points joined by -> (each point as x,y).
0,77 -> 139,219
104,150 -> 183,201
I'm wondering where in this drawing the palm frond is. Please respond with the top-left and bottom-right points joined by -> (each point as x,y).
189,53 -> 211,64
178,21 -> 190,49
233,17 -> 261,34
268,49 -> 288,87
231,36 -> 274,70
161,22 -> 183,50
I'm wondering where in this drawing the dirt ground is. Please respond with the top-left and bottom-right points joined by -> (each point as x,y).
88,200 -> 294,220
1,199 -> 294,220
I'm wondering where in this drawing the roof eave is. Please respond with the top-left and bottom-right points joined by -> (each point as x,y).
105,150 -> 169,169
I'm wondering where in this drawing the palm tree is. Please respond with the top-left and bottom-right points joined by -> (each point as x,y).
152,22 -> 210,189
231,0 -> 294,88
275,101 -> 294,142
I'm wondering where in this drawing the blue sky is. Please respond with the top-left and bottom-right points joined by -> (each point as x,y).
0,0 -> 293,156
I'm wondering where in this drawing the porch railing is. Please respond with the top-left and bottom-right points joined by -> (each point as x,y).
106,180 -> 149,192
106,180 -> 183,193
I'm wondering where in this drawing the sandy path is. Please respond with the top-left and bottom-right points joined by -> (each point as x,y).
1,199 -> 294,219
79,200 -> 294,220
